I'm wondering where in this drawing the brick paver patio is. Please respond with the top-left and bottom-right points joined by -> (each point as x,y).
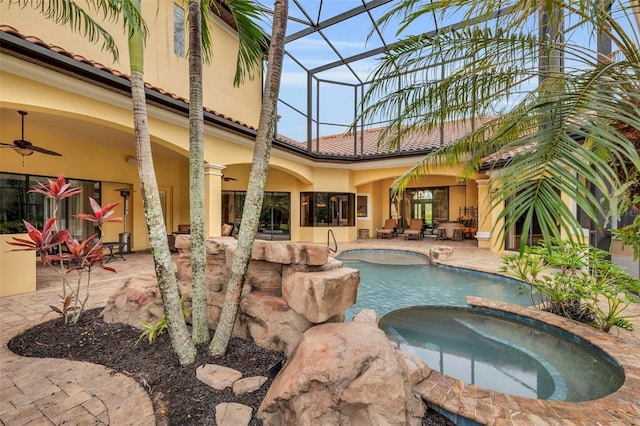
1,238 -> 638,425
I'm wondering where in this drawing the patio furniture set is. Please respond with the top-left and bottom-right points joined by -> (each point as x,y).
375,219 -> 470,241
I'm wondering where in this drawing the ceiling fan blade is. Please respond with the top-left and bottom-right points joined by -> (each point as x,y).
0,143 -> 17,148
29,145 -> 63,156
10,112 -> 63,157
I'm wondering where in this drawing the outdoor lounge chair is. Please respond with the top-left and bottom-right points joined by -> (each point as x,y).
376,219 -> 396,239
403,219 -> 424,240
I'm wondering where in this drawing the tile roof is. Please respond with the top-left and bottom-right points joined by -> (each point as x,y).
0,24 -> 256,132
278,116 -> 495,157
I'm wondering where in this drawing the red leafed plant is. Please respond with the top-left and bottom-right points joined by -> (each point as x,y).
6,174 -> 122,324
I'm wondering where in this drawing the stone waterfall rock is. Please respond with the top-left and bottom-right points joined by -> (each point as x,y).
282,265 -> 359,323
351,308 -> 379,325
238,292 -> 314,356
100,273 -> 164,327
257,322 -> 426,425
102,238 -> 359,357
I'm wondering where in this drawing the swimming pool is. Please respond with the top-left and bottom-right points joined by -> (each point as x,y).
337,249 -> 624,403
337,249 -> 531,320
381,306 -> 624,402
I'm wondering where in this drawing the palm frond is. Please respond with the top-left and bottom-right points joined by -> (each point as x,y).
218,0 -> 267,86
376,0 -> 640,252
9,0 -> 148,60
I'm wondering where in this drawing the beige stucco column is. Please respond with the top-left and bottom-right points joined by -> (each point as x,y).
204,163 -> 225,237
476,177 -> 505,252
475,178 -> 493,250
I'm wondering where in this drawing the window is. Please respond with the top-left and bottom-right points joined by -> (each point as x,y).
390,187 -> 448,231
356,194 -> 369,219
0,173 -> 100,240
301,192 -> 355,227
173,4 -> 185,57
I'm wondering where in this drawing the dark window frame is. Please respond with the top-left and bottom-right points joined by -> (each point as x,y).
0,172 -> 101,239
300,192 -> 355,227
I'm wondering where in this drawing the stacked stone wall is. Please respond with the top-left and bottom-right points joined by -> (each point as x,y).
102,236 -> 359,356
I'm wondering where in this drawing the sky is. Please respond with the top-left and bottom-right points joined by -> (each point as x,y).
256,0 -> 433,142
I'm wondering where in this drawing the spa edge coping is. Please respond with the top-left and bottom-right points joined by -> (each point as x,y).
413,297 -> 640,425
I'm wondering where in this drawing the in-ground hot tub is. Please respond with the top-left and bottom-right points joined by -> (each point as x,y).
381,306 -> 624,402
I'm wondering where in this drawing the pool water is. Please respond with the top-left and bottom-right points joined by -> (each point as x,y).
338,250 -> 531,320
381,307 -> 624,402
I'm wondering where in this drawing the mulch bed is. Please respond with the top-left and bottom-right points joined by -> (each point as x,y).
8,308 -> 454,425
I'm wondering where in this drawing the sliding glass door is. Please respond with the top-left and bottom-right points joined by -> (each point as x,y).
222,191 -> 290,240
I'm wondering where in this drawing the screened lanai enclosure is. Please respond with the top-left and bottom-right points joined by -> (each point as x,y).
263,0 -> 504,158
254,0 -> 638,255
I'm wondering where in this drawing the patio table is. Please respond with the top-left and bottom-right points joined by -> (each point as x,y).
103,242 -> 127,263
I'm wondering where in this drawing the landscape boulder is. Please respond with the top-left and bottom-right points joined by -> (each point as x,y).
257,322 -> 426,425
215,402 -> 252,426
282,266 -> 359,323
100,273 -> 164,327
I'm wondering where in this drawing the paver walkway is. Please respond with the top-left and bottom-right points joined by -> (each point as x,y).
1,252 -> 157,426
1,238 -> 638,425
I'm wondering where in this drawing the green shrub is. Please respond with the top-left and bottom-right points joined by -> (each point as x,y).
502,239 -> 640,332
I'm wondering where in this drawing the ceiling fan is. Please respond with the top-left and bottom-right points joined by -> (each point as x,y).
222,175 -> 237,182
1,111 -> 63,159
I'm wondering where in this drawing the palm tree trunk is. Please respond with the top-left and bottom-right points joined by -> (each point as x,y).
188,0 -> 210,344
210,0 -> 288,356
128,0 -> 196,365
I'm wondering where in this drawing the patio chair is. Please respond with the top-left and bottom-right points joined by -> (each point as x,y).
403,219 -> 424,240
221,223 -> 233,236
376,219 -> 396,239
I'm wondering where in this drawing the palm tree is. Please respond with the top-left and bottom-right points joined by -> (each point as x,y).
128,0 -> 266,359
187,0 -> 266,344
358,0 -> 640,251
210,0 -> 288,356
127,0 -> 197,365
10,0 -> 198,363
187,0 -> 209,345
12,0 -> 268,362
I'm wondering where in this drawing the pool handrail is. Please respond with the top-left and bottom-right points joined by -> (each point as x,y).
327,229 -> 337,253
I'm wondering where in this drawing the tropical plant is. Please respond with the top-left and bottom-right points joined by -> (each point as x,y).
502,239 -> 640,332
50,294 -> 75,320
6,174 -> 121,324
210,0 -> 288,356
585,252 -> 640,332
358,0 -> 640,252
135,315 -> 168,346
135,295 -> 192,346
610,196 -> 640,261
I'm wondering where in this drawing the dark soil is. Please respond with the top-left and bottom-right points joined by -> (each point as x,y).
544,299 -> 597,325
8,308 -> 454,425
